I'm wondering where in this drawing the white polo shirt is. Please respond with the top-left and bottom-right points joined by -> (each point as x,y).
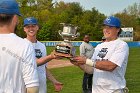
92,39 -> 129,93
0,33 -> 39,93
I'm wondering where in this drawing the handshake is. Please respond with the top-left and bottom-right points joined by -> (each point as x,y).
69,56 -> 96,68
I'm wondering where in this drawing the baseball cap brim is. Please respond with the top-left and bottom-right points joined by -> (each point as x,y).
24,23 -> 38,27
0,0 -> 22,16
0,8 -> 22,16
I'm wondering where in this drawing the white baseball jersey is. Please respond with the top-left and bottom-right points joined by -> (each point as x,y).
80,42 -> 94,59
25,38 -> 47,93
91,39 -> 129,93
0,33 -> 39,93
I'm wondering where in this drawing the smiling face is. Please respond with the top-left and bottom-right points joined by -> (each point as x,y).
102,25 -> 120,41
24,24 -> 39,37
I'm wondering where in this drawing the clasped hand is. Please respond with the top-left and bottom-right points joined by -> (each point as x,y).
69,56 -> 87,65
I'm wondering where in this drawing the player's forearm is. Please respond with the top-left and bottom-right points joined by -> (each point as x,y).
95,61 -> 117,72
46,68 -> 57,84
26,87 -> 39,93
78,64 -> 93,74
36,55 -> 54,66
85,59 -> 117,72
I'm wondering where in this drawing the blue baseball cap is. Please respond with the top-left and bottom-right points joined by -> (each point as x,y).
103,16 -> 121,28
0,0 -> 21,16
24,17 -> 38,26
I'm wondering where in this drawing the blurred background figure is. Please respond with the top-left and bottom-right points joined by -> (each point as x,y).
80,35 -> 94,93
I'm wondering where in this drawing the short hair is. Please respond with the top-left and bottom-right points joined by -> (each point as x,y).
0,14 -> 14,26
118,28 -> 122,36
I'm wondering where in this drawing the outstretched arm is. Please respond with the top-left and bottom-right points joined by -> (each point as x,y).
71,56 -> 117,72
36,54 -> 55,66
78,64 -> 93,74
36,51 -> 62,66
46,68 -> 63,92
70,58 -> 93,74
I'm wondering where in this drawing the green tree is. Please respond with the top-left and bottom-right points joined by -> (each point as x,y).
114,3 -> 140,41
16,0 -> 106,41
78,8 -> 105,41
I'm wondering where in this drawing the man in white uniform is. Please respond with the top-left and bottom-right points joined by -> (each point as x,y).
71,16 -> 129,93
80,35 -> 94,93
23,17 -> 63,93
0,1 -> 39,93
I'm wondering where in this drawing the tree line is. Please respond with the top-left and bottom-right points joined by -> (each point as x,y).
16,0 -> 140,41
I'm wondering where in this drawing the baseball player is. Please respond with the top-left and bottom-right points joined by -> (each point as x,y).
71,16 -> 129,93
23,17 -> 63,93
80,35 -> 94,93
0,1 -> 39,93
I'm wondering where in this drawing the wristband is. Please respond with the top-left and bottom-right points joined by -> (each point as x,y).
86,59 -> 96,67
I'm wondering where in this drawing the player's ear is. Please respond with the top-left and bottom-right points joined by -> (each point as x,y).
36,25 -> 39,30
23,26 -> 27,33
12,15 -> 19,26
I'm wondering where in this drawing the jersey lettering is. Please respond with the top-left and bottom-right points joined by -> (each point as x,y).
35,49 -> 42,58
97,48 -> 108,59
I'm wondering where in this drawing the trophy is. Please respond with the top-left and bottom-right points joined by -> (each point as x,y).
54,23 -> 80,58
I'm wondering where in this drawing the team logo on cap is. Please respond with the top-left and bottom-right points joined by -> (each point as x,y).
106,17 -> 111,23
27,18 -> 33,23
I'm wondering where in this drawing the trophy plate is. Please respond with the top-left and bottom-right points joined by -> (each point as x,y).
55,44 -> 74,58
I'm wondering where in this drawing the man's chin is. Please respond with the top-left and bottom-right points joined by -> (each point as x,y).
28,34 -> 36,37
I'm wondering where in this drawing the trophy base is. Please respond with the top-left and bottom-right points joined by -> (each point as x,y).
54,44 -> 75,58
54,50 -> 73,58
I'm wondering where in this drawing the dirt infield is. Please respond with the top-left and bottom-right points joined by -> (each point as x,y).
47,59 -> 73,69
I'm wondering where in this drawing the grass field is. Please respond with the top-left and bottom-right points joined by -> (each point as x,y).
46,47 -> 140,93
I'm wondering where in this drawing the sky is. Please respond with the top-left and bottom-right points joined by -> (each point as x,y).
56,0 -> 140,16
